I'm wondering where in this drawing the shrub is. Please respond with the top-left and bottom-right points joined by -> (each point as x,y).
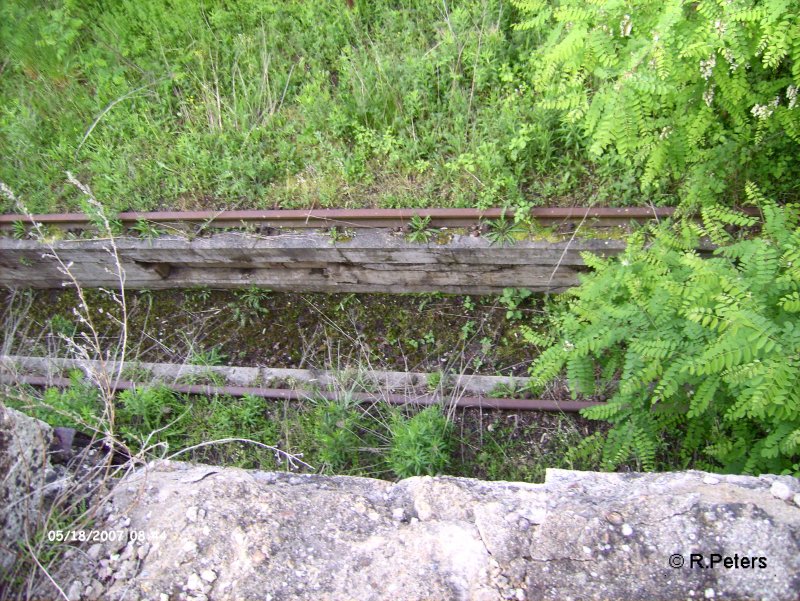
388,405 -> 453,478
312,399 -> 364,472
513,0 -> 800,207
530,189 -> 800,475
116,385 -> 186,451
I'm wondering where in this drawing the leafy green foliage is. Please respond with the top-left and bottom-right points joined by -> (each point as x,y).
131,219 -> 166,240
514,0 -> 800,207
311,398 -> 365,472
116,385 -> 186,451
531,194 -> 800,474
406,214 -> 434,244
484,217 -> 526,246
499,287 -> 533,320
35,371 -> 102,430
388,405 -> 453,478
228,285 -> 270,326
0,0 -> 615,214
11,220 -> 27,239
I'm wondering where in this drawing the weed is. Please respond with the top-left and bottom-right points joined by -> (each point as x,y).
405,214 -> 433,244
327,227 -> 353,244
116,386 -> 187,452
484,217 -> 526,246
188,346 -> 227,367
186,286 -> 212,304
228,285 -> 270,326
490,379 -> 524,399
11,220 -> 26,239
388,406 -> 453,478
426,371 -> 447,392
499,288 -> 533,321
48,313 -> 77,338
311,397 -> 364,473
460,320 -> 477,340
131,219 -> 166,241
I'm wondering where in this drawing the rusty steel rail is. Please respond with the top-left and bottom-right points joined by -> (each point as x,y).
0,206 -> 695,230
7,374 -> 600,412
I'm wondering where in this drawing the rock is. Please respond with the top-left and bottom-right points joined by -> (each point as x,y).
185,573 -> 204,592
73,464 -> 800,601
4,406 -> 799,601
770,481 -> 793,501
0,405 -> 54,572
794,493 -> 800,508
86,543 -> 103,561
137,543 -> 150,560
66,580 -> 83,601
84,579 -> 104,601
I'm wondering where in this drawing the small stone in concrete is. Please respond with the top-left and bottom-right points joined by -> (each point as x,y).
770,481 -> 793,501
86,543 -> 103,561
185,573 -> 204,591
66,580 -> 83,601
200,569 -> 217,583
621,524 -> 633,537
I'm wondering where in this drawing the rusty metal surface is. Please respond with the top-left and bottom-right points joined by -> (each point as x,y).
7,375 -> 600,412
0,206 -> 694,230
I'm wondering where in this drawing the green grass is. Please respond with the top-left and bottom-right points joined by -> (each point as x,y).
5,377 -> 610,480
0,0 -> 643,215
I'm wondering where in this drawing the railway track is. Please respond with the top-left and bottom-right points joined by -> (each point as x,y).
0,206 -> 700,231
4,374 -> 598,413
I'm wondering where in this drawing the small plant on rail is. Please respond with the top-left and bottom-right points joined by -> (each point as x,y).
484,216 -> 526,246
405,214 -> 434,244
530,189 -> 800,475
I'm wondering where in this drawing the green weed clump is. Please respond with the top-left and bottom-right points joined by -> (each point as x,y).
530,189 -> 800,475
311,399 -> 365,473
388,406 -> 453,478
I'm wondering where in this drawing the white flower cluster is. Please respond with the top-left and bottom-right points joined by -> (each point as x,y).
751,103 -> 774,120
620,14 -> 632,37
788,85 -> 798,110
659,126 -> 672,140
700,55 -> 716,80
723,49 -> 739,72
703,86 -> 715,107
714,19 -> 726,36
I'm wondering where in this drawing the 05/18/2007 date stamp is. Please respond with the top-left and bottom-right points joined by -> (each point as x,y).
46,529 -> 146,543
